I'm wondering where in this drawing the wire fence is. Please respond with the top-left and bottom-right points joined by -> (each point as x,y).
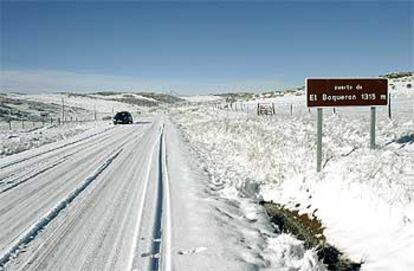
0,110 -> 149,131
210,94 -> 414,120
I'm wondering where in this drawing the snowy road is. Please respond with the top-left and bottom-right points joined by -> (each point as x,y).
0,118 -> 264,271
0,117 -> 174,271
0,120 -> 169,270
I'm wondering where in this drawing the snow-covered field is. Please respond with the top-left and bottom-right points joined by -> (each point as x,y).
172,83 -> 414,270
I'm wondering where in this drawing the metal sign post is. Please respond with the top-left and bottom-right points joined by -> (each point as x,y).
370,107 -> 376,149
317,108 -> 323,172
306,78 -> 388,172
388,93 -> 392,119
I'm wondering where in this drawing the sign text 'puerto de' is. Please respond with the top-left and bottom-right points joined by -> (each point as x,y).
307,78 -> 388,107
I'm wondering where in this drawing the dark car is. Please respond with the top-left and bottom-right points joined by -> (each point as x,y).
113,111 -> 133,124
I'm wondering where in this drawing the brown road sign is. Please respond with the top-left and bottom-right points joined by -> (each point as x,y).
306,78 -> 388,107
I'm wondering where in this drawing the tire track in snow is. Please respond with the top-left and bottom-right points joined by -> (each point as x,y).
0,127 -> 138,221
0,156 -> 68,194
0,126 -> 114,170
0,131 -> 113,183
160,124 -> 172,271
128,126 -> 162,271
0,148 -> 123,270
129,123 -> 172,271
6,125 -> 156,271
150,127 -> 165,271
0,129 -> 116,192
149,124 -> 172,271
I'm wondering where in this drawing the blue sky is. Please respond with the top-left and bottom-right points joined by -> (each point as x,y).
1,1 -> 413,94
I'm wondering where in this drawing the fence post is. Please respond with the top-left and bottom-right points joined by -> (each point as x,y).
290,104 -> 293,115
22,120 -> 24,129
58,118 -> 61,125
8,120 -> 12,130
51,118 -> 53,125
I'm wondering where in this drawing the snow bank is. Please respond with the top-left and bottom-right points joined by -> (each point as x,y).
0,121 -> 112,158
172,90 -> 414,270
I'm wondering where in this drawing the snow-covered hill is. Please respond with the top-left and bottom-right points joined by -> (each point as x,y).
0,92 -> 184,122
